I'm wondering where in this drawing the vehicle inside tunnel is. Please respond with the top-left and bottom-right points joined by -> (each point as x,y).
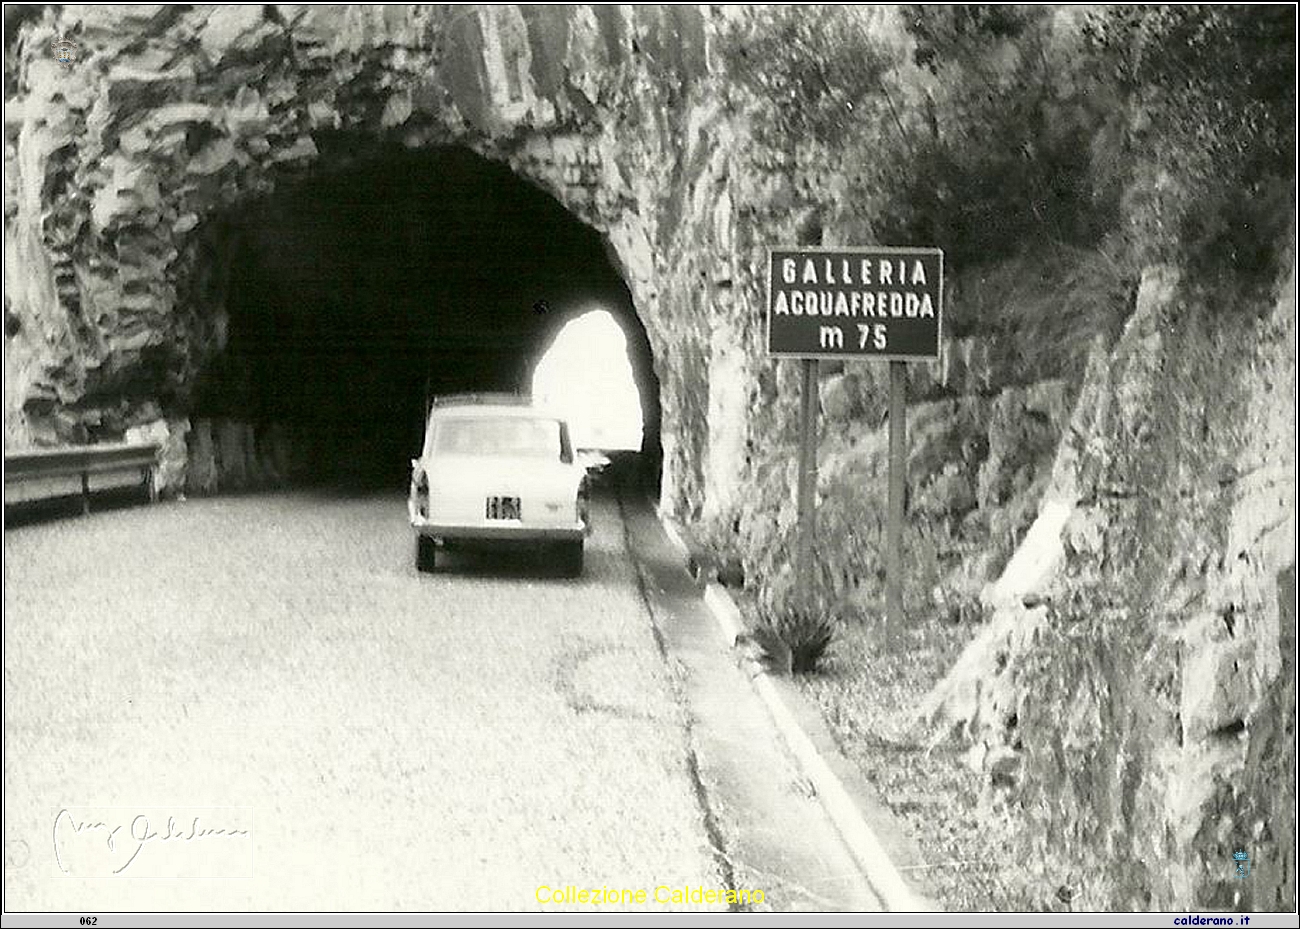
190,143 -> 662,491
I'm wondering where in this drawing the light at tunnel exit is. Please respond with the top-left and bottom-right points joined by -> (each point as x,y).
532,310 -> 644,451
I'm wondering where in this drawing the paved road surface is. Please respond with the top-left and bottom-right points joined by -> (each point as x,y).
4,490 -> 877,911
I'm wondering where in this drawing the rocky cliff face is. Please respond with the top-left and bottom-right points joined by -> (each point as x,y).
921,260 -> 1296,910
4,4 -> 1294,913
3,4 -> 802,512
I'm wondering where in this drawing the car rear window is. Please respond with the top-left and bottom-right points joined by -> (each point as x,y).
433,416 -> 563,459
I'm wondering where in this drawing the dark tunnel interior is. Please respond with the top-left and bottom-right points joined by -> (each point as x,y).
193,144 -> 662,491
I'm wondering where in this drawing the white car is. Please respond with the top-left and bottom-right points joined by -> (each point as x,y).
409,394 -> 590,575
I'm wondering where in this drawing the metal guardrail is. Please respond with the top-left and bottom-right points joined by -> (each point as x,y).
4,442 -> 160,515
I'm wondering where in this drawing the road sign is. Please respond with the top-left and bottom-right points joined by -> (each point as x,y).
767,246 -> 943,359
766,245 -> 945,643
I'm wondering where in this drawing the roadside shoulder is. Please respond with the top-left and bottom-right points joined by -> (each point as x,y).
656,503 -> 939,912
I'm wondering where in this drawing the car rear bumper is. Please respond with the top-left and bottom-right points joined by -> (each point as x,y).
412,517 -> 585,543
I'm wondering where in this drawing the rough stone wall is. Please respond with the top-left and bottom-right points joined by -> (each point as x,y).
2,4 -> 791,515
921,260 -> 1297,910
4,7 -> 1294,911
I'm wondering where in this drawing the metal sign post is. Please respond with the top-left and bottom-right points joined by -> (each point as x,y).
886,360 -> 906,641
795,357 -> 819,610
766,246 -> 943,632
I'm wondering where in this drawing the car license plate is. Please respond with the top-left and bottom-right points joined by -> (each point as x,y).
486,496 -> 521,520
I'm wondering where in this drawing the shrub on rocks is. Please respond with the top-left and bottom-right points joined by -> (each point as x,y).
818,372 -> 864,423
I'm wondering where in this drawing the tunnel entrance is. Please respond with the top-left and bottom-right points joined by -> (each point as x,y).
192,144 -> 662,491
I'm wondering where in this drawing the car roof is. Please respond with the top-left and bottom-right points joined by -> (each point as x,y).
431,404 -> 563,419
427,395 -> 568,422
430,392 -> 531,408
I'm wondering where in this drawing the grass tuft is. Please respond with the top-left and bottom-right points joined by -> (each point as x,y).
755,599 -> 837,675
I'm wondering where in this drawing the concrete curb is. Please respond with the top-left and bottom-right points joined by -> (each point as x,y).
656,505 -> 937,913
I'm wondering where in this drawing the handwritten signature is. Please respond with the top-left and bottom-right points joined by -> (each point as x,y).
53,808 -> 250,876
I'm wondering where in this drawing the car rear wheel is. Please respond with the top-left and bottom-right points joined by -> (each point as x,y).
560,540 -> 584,577
416,535 -> 437,573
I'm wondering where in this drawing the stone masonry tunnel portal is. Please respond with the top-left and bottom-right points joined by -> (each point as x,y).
194,144 -> 662,489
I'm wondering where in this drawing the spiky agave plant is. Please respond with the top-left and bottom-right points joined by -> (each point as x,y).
747,598 -> 836,675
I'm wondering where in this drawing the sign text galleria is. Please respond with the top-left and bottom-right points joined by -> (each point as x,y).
767,247 -> 943,359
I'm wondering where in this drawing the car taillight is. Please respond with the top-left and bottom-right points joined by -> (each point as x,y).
412,467 -> 429,517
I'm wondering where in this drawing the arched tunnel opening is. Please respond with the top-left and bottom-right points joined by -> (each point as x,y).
190,144 -> 662,493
